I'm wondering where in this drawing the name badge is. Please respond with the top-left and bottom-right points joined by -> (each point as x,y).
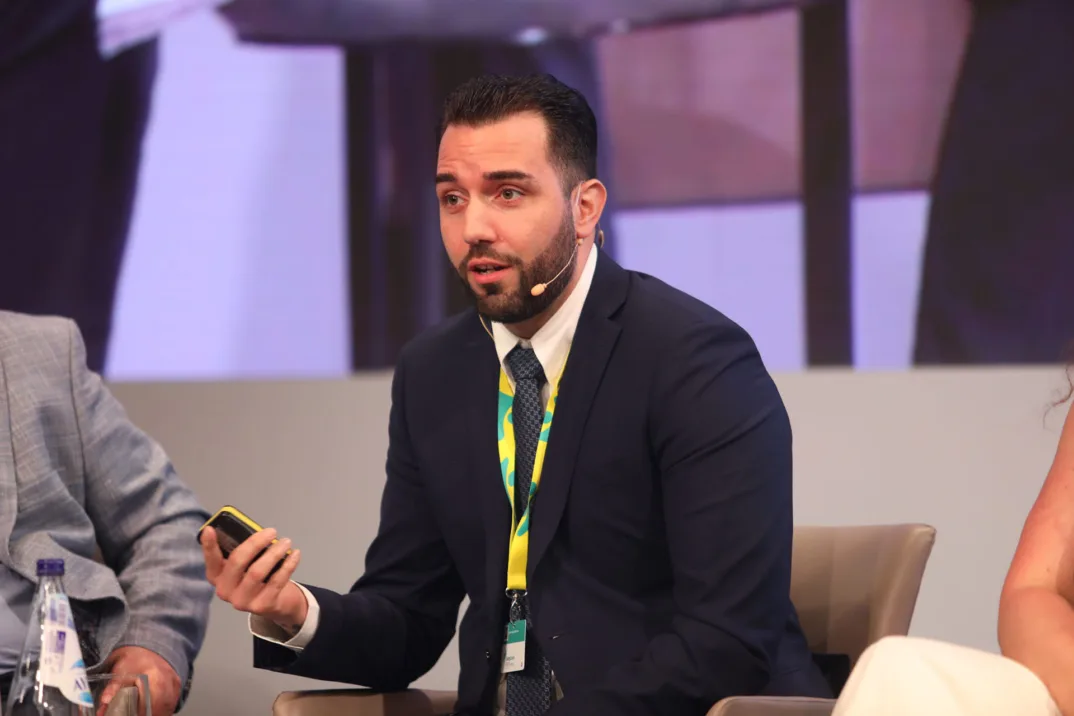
501,620 -> 526,673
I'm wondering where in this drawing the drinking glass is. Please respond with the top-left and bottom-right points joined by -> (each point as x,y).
82,673 -> 150,716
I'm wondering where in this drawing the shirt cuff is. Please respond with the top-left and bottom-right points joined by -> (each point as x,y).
247,582 -> 320,651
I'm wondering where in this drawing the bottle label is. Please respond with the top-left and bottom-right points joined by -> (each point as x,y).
40,593 -> 94,707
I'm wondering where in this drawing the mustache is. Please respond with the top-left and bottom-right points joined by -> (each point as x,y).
457,246 -> 523,271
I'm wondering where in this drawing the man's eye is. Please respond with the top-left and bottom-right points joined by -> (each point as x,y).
443,194 -> 461,206
501,189 -> 522,201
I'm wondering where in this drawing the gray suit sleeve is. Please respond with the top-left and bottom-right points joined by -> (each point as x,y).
65,321 -> 213,689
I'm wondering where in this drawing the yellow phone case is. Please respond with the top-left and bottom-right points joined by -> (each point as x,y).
200,504 -> 264,535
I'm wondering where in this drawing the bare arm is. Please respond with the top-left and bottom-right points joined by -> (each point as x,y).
999,401 -> 1074,715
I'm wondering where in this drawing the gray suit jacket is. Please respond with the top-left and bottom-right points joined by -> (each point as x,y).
0,311 -> 212,694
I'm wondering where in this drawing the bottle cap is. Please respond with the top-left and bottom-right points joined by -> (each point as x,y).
36,559 -> 64,577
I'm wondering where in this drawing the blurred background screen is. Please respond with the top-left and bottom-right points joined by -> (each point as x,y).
6,0 -> 1070,380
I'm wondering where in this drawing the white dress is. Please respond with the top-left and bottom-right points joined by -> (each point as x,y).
832,635 -> 1060,716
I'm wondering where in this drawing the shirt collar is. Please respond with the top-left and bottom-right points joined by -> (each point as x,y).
492,246 -> 599,386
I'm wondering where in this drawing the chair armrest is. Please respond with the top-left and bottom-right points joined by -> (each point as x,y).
707,696 -> 837,716
272,688 -> 457,716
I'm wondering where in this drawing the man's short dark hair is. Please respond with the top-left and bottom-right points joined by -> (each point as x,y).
439,73 -> 598,189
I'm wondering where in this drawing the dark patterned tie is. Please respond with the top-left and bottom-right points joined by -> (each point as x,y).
504,345 -> 554,716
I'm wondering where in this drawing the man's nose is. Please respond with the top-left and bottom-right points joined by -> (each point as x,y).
462,202 -> 497,245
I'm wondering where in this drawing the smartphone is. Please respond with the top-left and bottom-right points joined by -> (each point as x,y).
198,505 -> 289,580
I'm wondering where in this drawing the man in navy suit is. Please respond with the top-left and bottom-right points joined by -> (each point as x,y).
202,73 -> 832,715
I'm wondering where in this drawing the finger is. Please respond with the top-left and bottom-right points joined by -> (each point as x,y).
153,692 -> 172,716
152,684 -> 178,716
219,527 -> 277,591
232,537 -> 292,607
98,679 -> 121,711
247,536 -> 294,583
250,549 -> 302,613
147,674 -> 173,716
200,527 -> 225,584
225,527 -> 278,570
266,548 -> 301,591
228,525 -> 279,566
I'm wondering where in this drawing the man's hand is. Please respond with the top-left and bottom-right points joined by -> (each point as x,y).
200,526 -> 306,633
101,646 -> 180,716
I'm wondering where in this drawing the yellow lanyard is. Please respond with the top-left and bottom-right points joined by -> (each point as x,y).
496,359 -> 565,593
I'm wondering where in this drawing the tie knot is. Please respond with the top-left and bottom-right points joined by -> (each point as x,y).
506,345 -> 546,383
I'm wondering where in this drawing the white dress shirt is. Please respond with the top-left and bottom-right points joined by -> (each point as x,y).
249,248 -> 599,651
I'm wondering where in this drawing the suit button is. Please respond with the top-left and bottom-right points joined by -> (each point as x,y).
485,651 -> 491,660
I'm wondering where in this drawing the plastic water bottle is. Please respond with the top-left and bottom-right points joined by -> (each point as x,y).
5,559 -> 95,715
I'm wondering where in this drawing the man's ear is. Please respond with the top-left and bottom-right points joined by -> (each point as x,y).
573,179 -> 607,242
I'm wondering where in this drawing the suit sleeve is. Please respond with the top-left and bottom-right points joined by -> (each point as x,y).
551,321 -> 796,716
253,347 -> 466,690
68,321 -> 213,691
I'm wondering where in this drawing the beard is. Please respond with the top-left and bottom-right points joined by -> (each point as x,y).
455,212 -> 578,325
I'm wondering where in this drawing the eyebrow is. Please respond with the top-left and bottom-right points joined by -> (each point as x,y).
434,170 -> 536,185
484,170 -> 535,182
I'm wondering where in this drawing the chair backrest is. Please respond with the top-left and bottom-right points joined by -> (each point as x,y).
790,524 -> 936,669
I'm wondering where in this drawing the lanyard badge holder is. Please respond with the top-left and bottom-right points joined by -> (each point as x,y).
503,589 -> 527,673
495,355 -> 567,675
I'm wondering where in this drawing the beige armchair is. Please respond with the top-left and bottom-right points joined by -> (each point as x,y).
709,523 -> 937,715
273,689 -> 456,716
273,523 -> 936,716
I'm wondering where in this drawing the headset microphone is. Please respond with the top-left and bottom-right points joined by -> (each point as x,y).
530,237 -> 583,297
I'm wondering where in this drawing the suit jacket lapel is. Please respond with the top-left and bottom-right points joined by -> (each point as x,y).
463,317 -> 513,603
528,253 -> 629,583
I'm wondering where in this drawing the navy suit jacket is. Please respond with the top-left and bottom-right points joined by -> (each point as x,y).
255,251 -> 831,715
